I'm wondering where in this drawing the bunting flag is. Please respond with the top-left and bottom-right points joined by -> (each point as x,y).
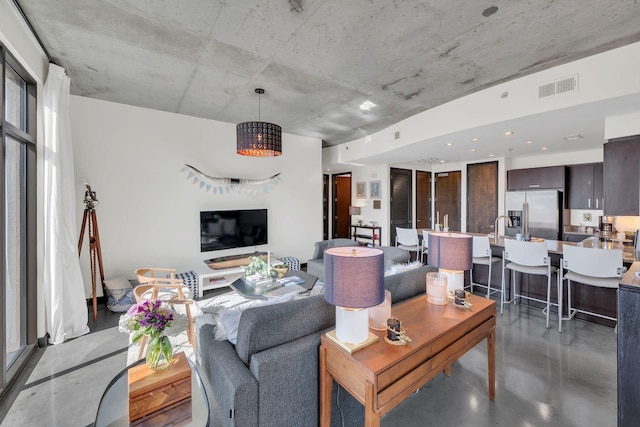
182,164 -> 281,197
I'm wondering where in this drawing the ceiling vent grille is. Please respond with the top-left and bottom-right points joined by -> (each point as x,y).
538,74 -> 578,98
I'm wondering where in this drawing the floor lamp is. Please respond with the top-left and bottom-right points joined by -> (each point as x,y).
428,232 -> 472,292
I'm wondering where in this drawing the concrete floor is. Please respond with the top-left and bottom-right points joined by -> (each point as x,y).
0,296 -> 616,426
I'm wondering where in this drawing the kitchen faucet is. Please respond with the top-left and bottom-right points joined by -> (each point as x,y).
494,215 -> 513,243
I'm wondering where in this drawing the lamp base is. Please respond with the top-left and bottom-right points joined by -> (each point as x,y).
439,269 -> 464,292
325,330 -> 379,353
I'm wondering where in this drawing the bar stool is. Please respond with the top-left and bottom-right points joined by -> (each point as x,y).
501,239 -> 560,328
558,244 -> 625,333
469,235 -> 502,298
421,230 -> 429,264
395,227 -> 422,262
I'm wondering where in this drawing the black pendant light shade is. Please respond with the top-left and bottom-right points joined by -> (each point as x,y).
237,89 -> 282,157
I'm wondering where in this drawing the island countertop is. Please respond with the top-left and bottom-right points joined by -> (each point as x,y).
421,229 -> 635,263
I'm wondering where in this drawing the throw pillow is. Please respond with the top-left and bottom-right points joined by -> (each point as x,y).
384,260 -> 423,277
103,277 -> 132,302
214,293 -> 296,344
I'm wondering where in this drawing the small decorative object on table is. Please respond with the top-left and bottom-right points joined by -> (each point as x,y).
272,264 -> 289,278
448,290 -> 473,309
385,317 -> 412,345
119,300 -> 188,370
426,272 -> 448,305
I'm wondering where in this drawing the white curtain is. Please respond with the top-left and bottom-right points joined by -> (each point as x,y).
43,64 -> 89,344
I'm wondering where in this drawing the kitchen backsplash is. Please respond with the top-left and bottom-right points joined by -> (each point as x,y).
569,210 -> 640,232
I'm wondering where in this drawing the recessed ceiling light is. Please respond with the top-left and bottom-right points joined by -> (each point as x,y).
359,100 -> 377,111
489,154 -> 495,157
525,140 -> 534,144
541,146 -> 549,151
446,142 -> 453,146
470,148 -> 476,152
471,138 -> 479,142
504,131 -> 514,136
562,134 -> 584,141
440,160 -> 445,163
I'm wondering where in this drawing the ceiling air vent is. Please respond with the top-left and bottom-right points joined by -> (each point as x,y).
538,74 -> 578,98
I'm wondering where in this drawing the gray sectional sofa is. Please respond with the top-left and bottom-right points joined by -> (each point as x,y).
306,238 -> 411,281
195,264 -> 437,427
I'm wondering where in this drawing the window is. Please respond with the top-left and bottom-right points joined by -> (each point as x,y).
1,46 -> 37,399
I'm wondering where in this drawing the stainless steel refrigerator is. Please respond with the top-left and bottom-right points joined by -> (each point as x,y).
505,190 -> 563,240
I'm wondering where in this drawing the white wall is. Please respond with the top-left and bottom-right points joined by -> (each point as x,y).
71,96 -> 322,297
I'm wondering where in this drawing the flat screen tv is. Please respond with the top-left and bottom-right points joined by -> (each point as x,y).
200,209 -> 268,252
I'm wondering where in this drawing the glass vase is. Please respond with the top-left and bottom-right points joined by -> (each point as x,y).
146,334 -> 173,371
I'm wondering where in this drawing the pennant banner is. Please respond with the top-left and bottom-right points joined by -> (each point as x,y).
182,164 -> 281,197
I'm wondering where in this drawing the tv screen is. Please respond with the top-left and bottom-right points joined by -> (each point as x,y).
200,209 -> 268,252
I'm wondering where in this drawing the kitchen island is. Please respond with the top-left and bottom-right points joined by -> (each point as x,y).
422,229 -> 631,327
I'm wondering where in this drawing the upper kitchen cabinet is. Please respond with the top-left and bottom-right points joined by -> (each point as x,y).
603,136 -> 640,216
507,166 -> 566,191
567,163 -> 604,209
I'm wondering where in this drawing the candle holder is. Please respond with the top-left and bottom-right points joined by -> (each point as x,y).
385,317 -> 411,345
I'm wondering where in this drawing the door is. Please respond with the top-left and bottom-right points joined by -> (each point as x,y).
322,174 -> 329,240
416,171 -> 431,230
467,162 -> 498,233
435,171 -> 461,231
390,168 -> 412,246
332,173 -> 351,238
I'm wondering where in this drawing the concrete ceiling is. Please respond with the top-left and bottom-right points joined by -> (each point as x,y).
17,0 -> 640,156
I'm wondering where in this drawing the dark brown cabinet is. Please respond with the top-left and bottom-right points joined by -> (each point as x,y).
507,166 -> 565,190
603,136 -> 640,216
567,163 -> 603,209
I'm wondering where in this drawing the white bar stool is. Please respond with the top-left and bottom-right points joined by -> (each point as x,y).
558,244 -> 625,333
469,235 -> 502,298
501,239 -> 560,328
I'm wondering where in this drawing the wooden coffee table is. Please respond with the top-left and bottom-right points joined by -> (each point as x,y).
319,294 -> 496,427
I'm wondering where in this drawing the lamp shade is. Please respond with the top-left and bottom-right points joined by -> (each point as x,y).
236,121 -> 282,157
428,232 -> 473,271
349,206 -> 361,215
324,247 -> 384,308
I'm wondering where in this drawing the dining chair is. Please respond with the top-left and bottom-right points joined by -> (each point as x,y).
558,244 -> 625,332
501,239 -> 560,328
421,230 -> 429,264
395,227 -> 422,262
134,268 -> 196,359
469,235 -> 502,298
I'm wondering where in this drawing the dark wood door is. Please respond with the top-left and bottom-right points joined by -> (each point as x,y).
332,174 -> 351,238
435,171 -> 461,231
323,174 -> 329,240
390,168 -> 412,246
416,171 -> 431,229
467,162 -> 498,234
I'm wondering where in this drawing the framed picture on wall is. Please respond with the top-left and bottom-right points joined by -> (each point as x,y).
356,181 -> 366,199
369,180 -> 381,199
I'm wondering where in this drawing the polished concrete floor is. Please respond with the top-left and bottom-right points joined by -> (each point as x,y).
0,295 -> 616,427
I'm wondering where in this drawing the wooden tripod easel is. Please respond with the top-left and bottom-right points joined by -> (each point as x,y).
78,185 -> 105,321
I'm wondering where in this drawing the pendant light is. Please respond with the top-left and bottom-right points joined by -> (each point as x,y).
236,88 -> 282,157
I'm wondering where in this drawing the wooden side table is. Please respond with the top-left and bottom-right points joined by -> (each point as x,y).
351,225 -> 382,246
319,294 -> 496,427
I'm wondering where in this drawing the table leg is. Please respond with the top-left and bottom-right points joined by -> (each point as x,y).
444,364 -> 452,377
364,380 -> 381,427
488,325 -> 496,400
319,346 -> 332,427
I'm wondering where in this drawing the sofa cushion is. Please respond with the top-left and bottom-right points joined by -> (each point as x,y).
385,264 -> 438,304
214,293 -> 297,344
235,295 -> 335,365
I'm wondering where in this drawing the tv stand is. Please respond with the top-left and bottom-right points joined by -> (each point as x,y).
204,251 -> 267,270
195,252 -> 278,298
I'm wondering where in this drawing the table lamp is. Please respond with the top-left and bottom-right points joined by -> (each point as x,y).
324,247 -> 384,352
349,206 -> 362,225
428,232 -> 472,292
